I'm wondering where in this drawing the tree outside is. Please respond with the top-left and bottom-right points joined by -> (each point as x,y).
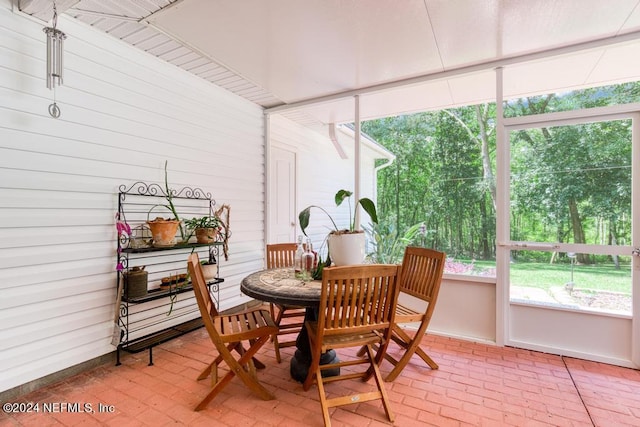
361,82 -> 640,314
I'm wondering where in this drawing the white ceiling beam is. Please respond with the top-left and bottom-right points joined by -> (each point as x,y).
266,29 -> 640,115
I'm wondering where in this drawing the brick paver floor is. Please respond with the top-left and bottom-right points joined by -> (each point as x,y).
2,322 -> 639,426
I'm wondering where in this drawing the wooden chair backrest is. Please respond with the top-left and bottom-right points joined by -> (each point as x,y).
399,247 -> 446,304
266,243 -> 298,269
187,253 -> 220,321
318,265 -> 399,337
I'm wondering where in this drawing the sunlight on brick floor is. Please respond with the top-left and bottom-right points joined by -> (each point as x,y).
2,326 -> 640,426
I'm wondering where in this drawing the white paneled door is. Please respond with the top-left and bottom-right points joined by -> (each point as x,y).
269,147 -> 296,243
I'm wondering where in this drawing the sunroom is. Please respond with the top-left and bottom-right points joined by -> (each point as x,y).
2,0 -> 640,424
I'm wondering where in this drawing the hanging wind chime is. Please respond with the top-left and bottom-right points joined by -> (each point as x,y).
43,0 -> 66,118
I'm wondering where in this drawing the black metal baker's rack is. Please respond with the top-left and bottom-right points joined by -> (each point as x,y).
116,181 -> 223,365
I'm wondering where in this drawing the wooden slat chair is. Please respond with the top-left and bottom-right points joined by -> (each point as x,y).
266,243 -> 307,363
187,253 -> 278,411
303,264 -> 400,427
383,246 -> 446,382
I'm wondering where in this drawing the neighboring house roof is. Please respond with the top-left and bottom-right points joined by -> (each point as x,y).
339,123 -> 395,162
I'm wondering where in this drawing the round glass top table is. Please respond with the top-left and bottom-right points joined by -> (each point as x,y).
241,268 -> 339,382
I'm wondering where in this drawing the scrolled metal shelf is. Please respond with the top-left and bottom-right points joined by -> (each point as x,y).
121,241 -> 223,254
122,278 -> 223,304
118,181 -> 212,200
116,179 -> 222,366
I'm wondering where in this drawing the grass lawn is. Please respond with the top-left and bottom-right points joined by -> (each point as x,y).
452,258 -> 631,294
509,261 -> 630,293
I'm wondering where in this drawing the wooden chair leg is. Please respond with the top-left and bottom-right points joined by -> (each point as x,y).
316,368 -> 331,427
386,324 -> 437,382
198,343 -> 235,381
198,340 -> 266,382
195,336 -> 274,411
362,333 -> 391,382
365,344 -> 394,423
270,303 -> 281,343
273,335 -> 282,363
230,336 -> 274,399
359,340 -> 399,367
235,341 -> 267,370
272,304 -> 301,364
414,346 -> 439,370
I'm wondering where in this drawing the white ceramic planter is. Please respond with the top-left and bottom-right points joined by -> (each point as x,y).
201,263 -> 217,282
327,232 -> 366,266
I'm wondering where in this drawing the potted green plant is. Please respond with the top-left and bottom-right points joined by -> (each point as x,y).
299,189 -> 378,266
146,161 -> 187,247
147,215 -> 180,247
185,216 -> 221,244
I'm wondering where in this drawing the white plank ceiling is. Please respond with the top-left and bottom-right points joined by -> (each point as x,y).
20,0 -> 640,125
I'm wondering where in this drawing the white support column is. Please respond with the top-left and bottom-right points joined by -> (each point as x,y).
354,95 -> 361,229
263,112 -> 271,249
495,66 -> 508,346
632,112 -> 640,367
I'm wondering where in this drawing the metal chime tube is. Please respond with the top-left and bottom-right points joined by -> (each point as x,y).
45,28 -> 55,89
44,28 -> 66,89
43,0 -> 67,119
58,34 -> 64,85
45,29 -> 52,89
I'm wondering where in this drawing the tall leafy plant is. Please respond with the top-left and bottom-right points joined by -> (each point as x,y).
364,220 -> 427,263
147,161 -> 187,241
299,189 -> 378,236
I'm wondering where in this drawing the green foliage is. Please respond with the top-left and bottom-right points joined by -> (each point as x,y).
184,216 -> 221,230
299,189 -> 378,236
362,107 -> 495,260
146,161 -> 187,241
311,253 -> 331,280
508,102 -> 632,257
363,81 -> 639,267
162,161 -> 186,240
364,220 -> 427,264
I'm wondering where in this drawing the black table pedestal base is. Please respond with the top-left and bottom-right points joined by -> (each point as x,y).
289,307 -> 340,383
290,349 -> 340,383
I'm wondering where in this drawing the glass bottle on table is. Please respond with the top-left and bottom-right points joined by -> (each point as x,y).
294,235 -> 304,278
302,238 -> 316,281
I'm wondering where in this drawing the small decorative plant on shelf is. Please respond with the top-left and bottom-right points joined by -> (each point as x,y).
299,189 -> 378,266
146,215 -> 181,247
185,215 -> 221,244
146,161 -> 187,247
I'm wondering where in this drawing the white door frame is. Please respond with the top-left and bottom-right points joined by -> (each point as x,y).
268,146 -> 297,243
496,103 -> 640,368
264,113 -> 298,246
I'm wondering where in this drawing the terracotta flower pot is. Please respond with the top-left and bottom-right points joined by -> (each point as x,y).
147,218 -> 180,247
195,227 -> 219,244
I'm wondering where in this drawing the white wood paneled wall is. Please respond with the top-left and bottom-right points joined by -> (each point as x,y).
269,116 -> 380,253
0,0 -> 395,394
0,2 -> 264,392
